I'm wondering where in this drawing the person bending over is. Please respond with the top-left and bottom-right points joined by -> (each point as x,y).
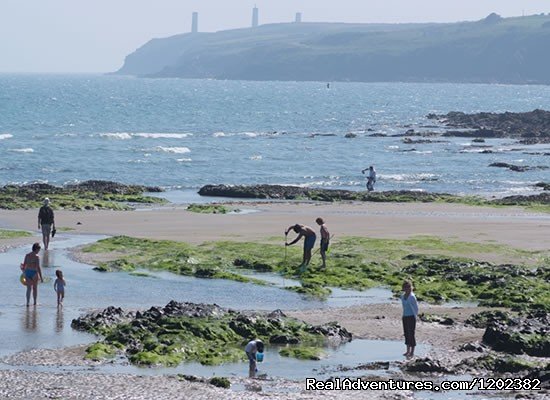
285,224 -> 316,271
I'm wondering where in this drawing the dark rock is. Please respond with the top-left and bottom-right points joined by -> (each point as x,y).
427,109 -> 550,144
269,335 -> 300,344
458,343 -> 486,352
404,357 -> 450,373
344,133 -> 357,138
489,162 -> 530,172
419,313 -> 455,325
482,312 -> 549,357
267,309 -> 287,318
209,377 -> 230,389
368,133 -> 387,137
465,310 -> 511,329
492,192 -> 550,206
198,184 -> 457,203
535,182 -> 550,191
472,138 -> 486,143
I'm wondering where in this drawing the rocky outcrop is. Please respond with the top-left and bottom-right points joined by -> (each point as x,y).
198,184 -> 456,203
72,301 -> 352,366
489,162 -> 548,172
428,110 -> 550,144
482,311 -> 549,357
0,180 -> 164,210
493,192 -> 550,206
536,182 -> 550,191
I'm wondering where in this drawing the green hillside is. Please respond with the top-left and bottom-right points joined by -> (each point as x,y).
116,14 -> 550,84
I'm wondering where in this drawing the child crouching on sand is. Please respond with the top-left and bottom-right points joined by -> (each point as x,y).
400,280 -> 418,358
244,339 -> 264,378
54,269 -> 66,307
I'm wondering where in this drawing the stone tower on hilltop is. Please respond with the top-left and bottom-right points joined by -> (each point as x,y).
191,12 -> 198,33
252,6 -> 259,27
295,12 -> 302,23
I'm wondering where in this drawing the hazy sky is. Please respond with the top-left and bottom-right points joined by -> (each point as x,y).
1,0 -> 548,73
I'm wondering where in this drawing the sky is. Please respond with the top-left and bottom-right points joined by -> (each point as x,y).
0,0 -> 549,73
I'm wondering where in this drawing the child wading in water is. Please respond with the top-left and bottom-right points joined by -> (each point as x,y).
54,269 -> 66,307
400,280 -> 418,358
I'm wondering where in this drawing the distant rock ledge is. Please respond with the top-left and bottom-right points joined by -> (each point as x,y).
198,184 -> 550,209
198,184 -> 455,202
427,109 -> 550,144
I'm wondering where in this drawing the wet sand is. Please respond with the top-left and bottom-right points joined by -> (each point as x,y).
1,201 -> 548,252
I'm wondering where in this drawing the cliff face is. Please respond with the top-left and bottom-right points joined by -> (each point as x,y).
115,15 -> 550,84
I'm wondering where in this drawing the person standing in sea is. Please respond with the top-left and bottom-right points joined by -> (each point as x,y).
285,224 -> 316,272
362,166 -> 377,191
22,242 -> 44,306
38,198 -> 55,250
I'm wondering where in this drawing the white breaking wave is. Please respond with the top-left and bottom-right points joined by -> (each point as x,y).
176,158 -> 192,162
0,133 -> 13,140
99,132 -> 132,140
98,132 -> 191,140
10,148 -> 34,153
212,132 -> 226,137
381,173 -> 438,182
134,133 -> 191,139
156,146 -> 191,154
250,155 -> 262,160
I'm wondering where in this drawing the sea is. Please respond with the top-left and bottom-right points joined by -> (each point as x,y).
1,74 -> 549,199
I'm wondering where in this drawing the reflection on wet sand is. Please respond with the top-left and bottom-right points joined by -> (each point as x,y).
23,307 -> 38,332
42,249 -> 53,269
55,308 -> 64,333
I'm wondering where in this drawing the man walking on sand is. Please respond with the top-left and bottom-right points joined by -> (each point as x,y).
285,224 -> 316,272
38,198 -> 55,250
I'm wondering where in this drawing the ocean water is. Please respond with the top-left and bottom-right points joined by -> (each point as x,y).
1,74 -> 549,197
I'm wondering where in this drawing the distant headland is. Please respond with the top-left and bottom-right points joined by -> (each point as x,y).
114,12 -> 550,84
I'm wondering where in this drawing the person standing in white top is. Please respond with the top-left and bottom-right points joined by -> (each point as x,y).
362,166 -> 377,191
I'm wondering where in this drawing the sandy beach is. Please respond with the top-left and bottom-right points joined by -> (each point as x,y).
1,201 -> 548,251
1,201 -> 548,399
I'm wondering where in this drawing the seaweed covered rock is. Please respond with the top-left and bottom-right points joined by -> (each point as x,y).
71,306 -> 132,334
482,311 -> 550,357
72,301 -> 352,366
401,257 -> 549,311
457,354 -> 535,374
0,180 -> 165,210
465,310 -> 511,329
198,184 -> 460,203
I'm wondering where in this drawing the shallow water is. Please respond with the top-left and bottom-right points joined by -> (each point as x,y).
0,234 -> 402,358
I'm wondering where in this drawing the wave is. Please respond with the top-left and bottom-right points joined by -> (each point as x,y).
10,148 -> 34,153
0,133 -> 13,140
212,132 -> 226,137
98,132 -> 191,140
156,146 -> 191,154
99,132 -> 132,140
250,155 -> 262,160
176,158 -> 192,162
381,173 -> 438,182
133,133 -> 191,139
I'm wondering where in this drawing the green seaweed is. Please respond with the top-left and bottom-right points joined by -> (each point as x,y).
0,229 -> 32,239
81,235 -> 550,311
187,204 -> 230,214
81,308 -> 334,366
85,343 -> 117,360
209,377 -> 231,389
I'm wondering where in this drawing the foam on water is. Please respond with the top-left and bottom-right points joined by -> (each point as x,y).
10,148 -> 34,153
0,133 -> 13,140
155,146 -> 191,154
